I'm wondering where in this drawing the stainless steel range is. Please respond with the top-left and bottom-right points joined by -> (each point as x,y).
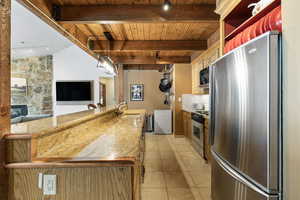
191,112 -> 205,158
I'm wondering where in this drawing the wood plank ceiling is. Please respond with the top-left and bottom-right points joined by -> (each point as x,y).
20,0 -> 219,67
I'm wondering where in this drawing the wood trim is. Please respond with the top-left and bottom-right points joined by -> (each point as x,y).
4,134 -> 32,140
0,0 -> 10,137
112,56 -> 191,64
55,5 -> 219,24
115,64 -> 124,103
5,161 -> 135,169
0,0 -> 10,199
90,40 -> 207,52
0,137 -> 8,200
16,0 -> 97,59
215,0 -> 242,19
6,139 -> 31,163
123,64 -> 164,71
31,155 -> 137,163
219,20 -> 225,56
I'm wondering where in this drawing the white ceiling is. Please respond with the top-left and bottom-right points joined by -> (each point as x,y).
11,0 -> 72,59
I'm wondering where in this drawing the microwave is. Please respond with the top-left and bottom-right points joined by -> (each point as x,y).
199,67 -> 209,87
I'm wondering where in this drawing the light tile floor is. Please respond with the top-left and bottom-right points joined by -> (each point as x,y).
142,134 -> 211,200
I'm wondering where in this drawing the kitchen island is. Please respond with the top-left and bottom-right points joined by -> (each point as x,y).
5,107 -> 146,200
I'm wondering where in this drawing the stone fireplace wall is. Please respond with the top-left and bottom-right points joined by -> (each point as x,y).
11,55 -> 53,115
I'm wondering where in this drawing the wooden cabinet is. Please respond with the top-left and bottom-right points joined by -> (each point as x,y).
191,42 -> 220,94
172,65 -> 192,136
6,110 -> 146,200
215,0 -> 242,56
182,111 -> 192,141
204,118 -> 211,162
216,0 -> 280,56
215,0 -> 242,18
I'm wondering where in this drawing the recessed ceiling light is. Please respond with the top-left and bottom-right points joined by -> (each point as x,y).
163,0 -> 172,11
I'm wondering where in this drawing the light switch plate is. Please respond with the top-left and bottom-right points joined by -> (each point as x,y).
38,173 -> 43,189
43,175 -> 56,195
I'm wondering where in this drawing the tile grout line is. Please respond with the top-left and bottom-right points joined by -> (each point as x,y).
164,136 -> 189,200
144,134 -> 209,200
159,135 -> 170,200
167,136 -> 199,200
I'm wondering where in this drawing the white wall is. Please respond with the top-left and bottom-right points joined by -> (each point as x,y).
182,94 -> 209,112
282,1 -> 300,199
52,45 -> 112,116
124,70 -> 171,113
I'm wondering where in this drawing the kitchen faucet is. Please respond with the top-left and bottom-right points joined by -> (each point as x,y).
116,101 -> 128,115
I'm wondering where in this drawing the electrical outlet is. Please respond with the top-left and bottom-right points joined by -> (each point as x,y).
43,175 -> 56,195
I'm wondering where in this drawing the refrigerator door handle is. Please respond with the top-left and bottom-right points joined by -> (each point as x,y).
209,66 -> 215,146
212,151 -> 276,198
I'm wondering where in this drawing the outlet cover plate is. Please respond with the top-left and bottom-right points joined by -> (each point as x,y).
43,175 -> 56,195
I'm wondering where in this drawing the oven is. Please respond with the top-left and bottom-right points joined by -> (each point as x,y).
191,113 -> 205,159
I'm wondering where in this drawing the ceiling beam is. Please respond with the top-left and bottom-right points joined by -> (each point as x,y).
123,64 -> 165,71
53,5 -> 219,24
111,56 -> 190,64
89,40 -> 207,51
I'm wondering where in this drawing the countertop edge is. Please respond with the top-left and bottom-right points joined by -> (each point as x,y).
9,106 -> 118,137
5,159 -> 137,169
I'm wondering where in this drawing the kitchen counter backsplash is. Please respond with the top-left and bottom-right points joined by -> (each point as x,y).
182,94 -> 209,112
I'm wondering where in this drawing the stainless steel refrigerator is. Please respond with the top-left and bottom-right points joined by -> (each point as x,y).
209,32 -> 282,200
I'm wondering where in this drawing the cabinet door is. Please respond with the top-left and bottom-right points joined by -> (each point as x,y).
188,117 -> 192,141
204,119 -> 211,162
204,128 -> 211,162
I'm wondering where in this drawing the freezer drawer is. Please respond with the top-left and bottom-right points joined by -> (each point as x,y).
212,151 -> 280,200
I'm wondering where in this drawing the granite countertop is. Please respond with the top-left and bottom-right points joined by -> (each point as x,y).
32,109 -> 146,163
9,105 -> 117,136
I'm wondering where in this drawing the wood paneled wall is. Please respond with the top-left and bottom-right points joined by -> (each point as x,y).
8,166 -> 132,200
115,64 -> 125,104
0,0 -> 11,199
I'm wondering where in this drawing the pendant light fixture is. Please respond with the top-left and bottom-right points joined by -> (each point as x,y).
96,55 -> 117,76
163,0 -> 172,11
96,32 -> 117,76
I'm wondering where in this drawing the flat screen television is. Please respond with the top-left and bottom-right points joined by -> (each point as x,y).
56,81 -> 93,103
